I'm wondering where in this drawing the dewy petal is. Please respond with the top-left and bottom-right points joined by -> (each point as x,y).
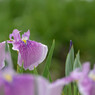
18,40 -> 48,70
0,42 -> 5,70
22,30 -> 30,40
9,29 -> 21,42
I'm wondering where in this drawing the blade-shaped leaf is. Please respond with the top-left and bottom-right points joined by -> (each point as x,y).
65,46 -> 74,76
43,40 -> 55,78
73,83 -> 78,95
73,51 -> 81,70
33,67 -> 38,75
63,86 -> 68,95
48,71 -> 52,82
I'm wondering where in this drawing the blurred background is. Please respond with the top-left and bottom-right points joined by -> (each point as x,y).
0,0 -> 95,80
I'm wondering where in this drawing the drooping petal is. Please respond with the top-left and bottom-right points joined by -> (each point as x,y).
9,29 -> 21,42
37,76 -> 50,95
48,77 -> 73,95
0,42 -> 5,70
37,76 -> 73,95
22,30 -> 30,40
18,40 -> 48,70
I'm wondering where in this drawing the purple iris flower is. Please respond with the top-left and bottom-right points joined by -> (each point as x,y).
9,29 -> 48,70
0,41 -> 13,70
70,62 -> 95,95
0,68 -> 73,95
0,42 -> 5,70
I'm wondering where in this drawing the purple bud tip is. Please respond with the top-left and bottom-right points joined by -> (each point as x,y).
69,40 -> 73,51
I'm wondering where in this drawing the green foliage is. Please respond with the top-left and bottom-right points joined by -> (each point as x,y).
65,44 -> 82,95
74,83 -> 78,95
0,0 -> 95,79
73,51 -> 82,70
17,64 -> 23,74
43,40 -> 55,80
65,46 -> 74,76
33,67 -> 38,75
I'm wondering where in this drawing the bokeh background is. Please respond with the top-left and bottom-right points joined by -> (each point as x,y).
0,0 -> 95,80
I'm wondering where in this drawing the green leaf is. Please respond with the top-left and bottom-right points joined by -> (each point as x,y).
48,69 -> 52,82
73,51 -> 81,70
17,64 -> 23,74
5,41 -> 9,52
33,67 -> 38,75
65,46 -> 74,76
68,84 -> 72,95
43,40 -> 55,78
73,83 -> 78,95
63,86 -> 68,95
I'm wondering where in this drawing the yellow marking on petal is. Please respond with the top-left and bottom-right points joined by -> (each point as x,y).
4,74 -> 12,82
22,39 -> 27,44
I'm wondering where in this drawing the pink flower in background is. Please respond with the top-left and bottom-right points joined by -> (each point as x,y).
70,62 -> 95,95
9,29 -> 48,70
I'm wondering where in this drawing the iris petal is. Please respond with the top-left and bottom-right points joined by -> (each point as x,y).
9,29 -> 21,42
22,30 -> 30,40
18,40 -> 48,70
0,42 -> 5,70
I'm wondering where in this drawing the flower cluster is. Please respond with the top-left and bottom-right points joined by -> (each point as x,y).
0,29 -> 95,95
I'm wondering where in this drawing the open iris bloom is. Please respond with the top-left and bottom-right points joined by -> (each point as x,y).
70,62 -> 95,95
9,29 -> 48,70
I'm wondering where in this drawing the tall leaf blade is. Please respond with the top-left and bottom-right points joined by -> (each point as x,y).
43,40 -> 55,78
73,51 -> 81,70
73,51 -> 81,95
65,46 -> 74,76
48,71 -> 52,82
33,67 -> 38,75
